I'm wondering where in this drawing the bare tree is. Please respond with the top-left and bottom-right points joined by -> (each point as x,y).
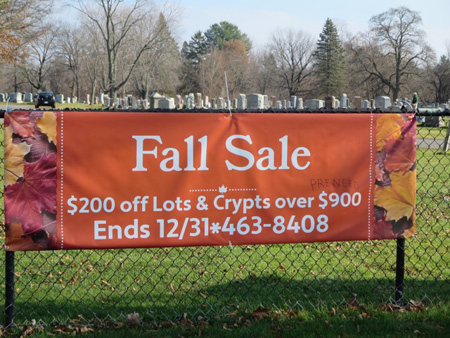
133,13 -> 180,99
56,24 -> 85,98
197,40 -> 251,99
250,49 -> 278,95
427,55 -> 450,103
198,49 -> 225,98
268,28 -> 315,97
20,25 -> 57,91
351,6 -> 433,101
221,40 -> 251,98
71,0 -> 178,103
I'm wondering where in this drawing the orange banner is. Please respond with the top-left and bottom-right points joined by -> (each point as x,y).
3,111 -> 416,251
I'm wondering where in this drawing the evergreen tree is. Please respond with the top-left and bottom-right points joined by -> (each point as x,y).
314,18 -> 347,97
179,31 -> 209,93
179,22 -> 252,93
181,31 -> 209,65
204,21 -> 252,52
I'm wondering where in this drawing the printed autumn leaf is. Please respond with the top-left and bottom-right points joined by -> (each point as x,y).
401,213 -> 416,238
36,111 -> 57,145
373,219 -> 396,240
5,153 -> 57,235
5,221 -> 43,251
383,131 -> 416,173
374,170 -> 416,222
376,114 -> 403,151
401,115 -> 417,141
5,111 -> 35,137
4,126 -> 31,186
391,217 -> 414,237
29,211 -> 57,249
375,151 -> 391,186
24,128 -> 57,163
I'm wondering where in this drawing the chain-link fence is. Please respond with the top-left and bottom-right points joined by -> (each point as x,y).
1,110 -> 449,328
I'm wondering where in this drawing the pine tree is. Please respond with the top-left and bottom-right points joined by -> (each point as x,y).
180,22 -> 252,94
179,31 -> 209,93
314,18 -> 347,97
204,21 -> 252,52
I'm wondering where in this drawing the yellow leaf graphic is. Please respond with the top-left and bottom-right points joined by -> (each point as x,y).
4,126 -> 31,185
376,114 -> 403,151
374,170 -> 416,221
36,111 -> 57,145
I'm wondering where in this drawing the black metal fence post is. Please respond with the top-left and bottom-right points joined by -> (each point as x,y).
395,238 -> 405,306
5,251 -> 15,328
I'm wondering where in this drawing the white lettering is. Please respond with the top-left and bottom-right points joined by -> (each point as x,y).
132,136 -> 162,172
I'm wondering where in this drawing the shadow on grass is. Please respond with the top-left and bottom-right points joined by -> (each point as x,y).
6,275 -> 450,326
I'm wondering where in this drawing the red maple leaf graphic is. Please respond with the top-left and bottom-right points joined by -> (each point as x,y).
5,153 -> 57,235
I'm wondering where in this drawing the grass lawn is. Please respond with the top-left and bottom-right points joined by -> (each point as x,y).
0,116 -> 449,337
20,304 -> 450,337
417,124 -> 449,140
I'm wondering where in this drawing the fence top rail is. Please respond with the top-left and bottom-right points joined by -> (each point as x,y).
0,108 -> 449,118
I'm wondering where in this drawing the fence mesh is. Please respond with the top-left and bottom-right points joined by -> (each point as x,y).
1,110 -> 449,328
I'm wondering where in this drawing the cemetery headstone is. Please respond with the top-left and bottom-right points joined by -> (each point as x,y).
291,95 -> 297,109
187,93 -> 195,109
9,92 -> 23,103
353,96 -> 362,109
195,93 -> 202,108
340,94 -> 348,108
375,96 -> 391,109
159,97 -> 175,109
150,92 -> 163,109
325,96 -> 336,109
271,96 -> 277,107
175,95 -> 182,109
263,95 -> 269,109
424,115 -> 444,127
238,94 -> 246,110
305,99 -> 324,109
130,96 -> 137,109
247,94 -> 264,110
24,92 -> 33,102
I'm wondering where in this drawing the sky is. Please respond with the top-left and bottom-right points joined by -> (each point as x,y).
170,0 -> 450,57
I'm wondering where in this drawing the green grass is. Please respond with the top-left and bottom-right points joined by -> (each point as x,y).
10,304 -> 450,337
417,124 -> 449,140
0,120 -> 449,336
